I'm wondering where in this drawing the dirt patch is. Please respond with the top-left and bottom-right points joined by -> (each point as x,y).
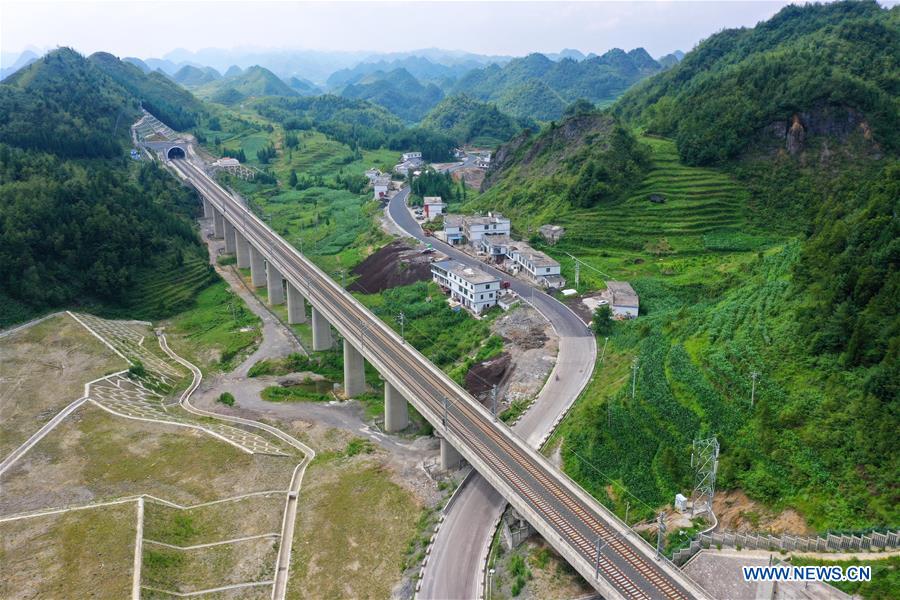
0,502 -> 136,599
452,167 -> 486,190
491,306 -> 558,407
713,489 -> 811,535
465,353 -> 512,400
0,313 -> 128,458
347,240 -> 434,294
563,293 -> 601,324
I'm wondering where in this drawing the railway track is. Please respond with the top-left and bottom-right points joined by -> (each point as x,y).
169,157 -> 707,600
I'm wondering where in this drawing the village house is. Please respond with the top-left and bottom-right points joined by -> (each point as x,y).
394,151 -> 425,176
443,216 -> 464,245
478,234 -> 513,260
431,260 -> 500,315
508,245 -> 565,289
423,196 -> 446,220
364,168 -> 382,181
463,213 -> 511,243
603,281 -> 640,318
402,151 -> 422,162
372,175 -> 391,200
538,224 -> 566,245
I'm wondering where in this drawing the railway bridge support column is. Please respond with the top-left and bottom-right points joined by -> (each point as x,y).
440,438 -> 462,470
223,220 -> 236,254
249,246 -> 266,288
286,282 -> 306,324
213,208 -> 224,238
384,382 -> 409,432
202,198 -> 212,218
343,340 -> 366,397
311,307 -> 333,351
235,231 -> 250,269
267,262 -> 285,305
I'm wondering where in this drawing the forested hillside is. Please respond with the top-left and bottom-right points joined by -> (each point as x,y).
479,1 -> 898,530
0,48 -> 210,325
194,65 -> 298,105
615,0 -> 900,165
419,94 -> 533,146
452,49 -> 662,120
339,67 -> 444,122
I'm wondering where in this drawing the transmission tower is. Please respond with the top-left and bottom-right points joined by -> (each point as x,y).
690,437 -> 720,517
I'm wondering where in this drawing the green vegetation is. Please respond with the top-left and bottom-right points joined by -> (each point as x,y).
193,65 -> 297,105
164,281 -> 260,372
340,67 -> 444,122
216,392 -> 235,406
615,1 -> 899,164
420,94 -> 535,147
451,49 -> 662,120
128,361 -> 147,378
261,383 -> 331,403
248,351 -> 342,379
591,305 -> 612,336
790,555 -> 899,599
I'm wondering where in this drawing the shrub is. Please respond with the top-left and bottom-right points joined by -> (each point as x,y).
217,392 -> 235,406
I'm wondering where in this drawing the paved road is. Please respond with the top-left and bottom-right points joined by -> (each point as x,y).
169,155 -> 710,600
388,187 -> 598,599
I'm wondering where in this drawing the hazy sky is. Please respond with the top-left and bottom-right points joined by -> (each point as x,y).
1,1 -> 890,60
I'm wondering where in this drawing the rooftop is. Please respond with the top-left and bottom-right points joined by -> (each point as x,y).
373,176 -> 391,186
606,281 -> 639,307
424,196 -> 445,205
511,245 -> 559,268
433,260 -> 499,285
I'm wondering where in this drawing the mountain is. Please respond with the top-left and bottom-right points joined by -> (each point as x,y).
172,64 -> 222,87
195,65 -> 298,104
224,65 -> 243,78
656,50 -> 684,68
339,67 -> 444,122
420,94 -> 534,146
0,48 -> 207,323
615,0 -> 899,165
451,49 -> 662,120
474,0 -> 899,530
143,57 -> 181,75
327,56 -> 485,88
286,76 -> 320,96
89,52 -> 205,130
123,57 -> 151,73
1,50 -> 40,80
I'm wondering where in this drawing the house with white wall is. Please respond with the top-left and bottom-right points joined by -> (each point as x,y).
508,245 -> 564,289
423,196 -> 446,220
463,213 -> 511,244
373,176 -> 391,199
443,216 -> 464,245
431,260 -> 500,314
604,281 -> 639,318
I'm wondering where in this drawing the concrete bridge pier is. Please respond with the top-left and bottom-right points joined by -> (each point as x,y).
286,282 -> 307,324
311,307 -> 334,351
343,340 -> 366,398
224,220 -> 236,254
267,262 -> 285,305
202,198 -> 212,218
235,231 -> 250,269
440,438 -> 462,471
384,382 -> 409,432
249,246 -> 266,288
213,209 -> 225,238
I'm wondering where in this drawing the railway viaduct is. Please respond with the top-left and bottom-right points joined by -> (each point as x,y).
166,151 -> 712,600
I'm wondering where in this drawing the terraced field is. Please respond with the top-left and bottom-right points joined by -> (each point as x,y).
119,250 -> 217,319
560,137 -> 756,253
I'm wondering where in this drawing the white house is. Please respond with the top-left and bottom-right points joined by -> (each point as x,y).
364,168 -> 381,181
443,216 -> 464,245
431,260 -> 500,315
402,151 -> 422,162
605,281 -> 639,318
479,235 -> 512,260
463,213 -> 511,243
423,196 -> 446,220
508,245 -> 564,289
373,176 -> 391,200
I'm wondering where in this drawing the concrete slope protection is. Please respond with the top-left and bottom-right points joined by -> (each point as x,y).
388,188 -> 600,598
166,152 -> 709,600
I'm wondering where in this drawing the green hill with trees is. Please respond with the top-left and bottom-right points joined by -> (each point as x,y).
475,1 -> 898,531
0,48 -> 211,325
419,94 -> 533,146
339,67 -> 445,122
452,49 -> 662,120
195,65 -> 298,105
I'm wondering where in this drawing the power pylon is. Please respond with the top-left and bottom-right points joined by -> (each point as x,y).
690,436 -> 720,518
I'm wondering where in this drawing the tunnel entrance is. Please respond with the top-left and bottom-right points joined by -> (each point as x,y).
167,146 -> 186,159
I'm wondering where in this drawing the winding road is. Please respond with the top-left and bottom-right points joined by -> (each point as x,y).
387,188 -> 598,599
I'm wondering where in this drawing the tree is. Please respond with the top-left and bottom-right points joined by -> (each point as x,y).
592,305 -> 613,336
289,169 -> 298,188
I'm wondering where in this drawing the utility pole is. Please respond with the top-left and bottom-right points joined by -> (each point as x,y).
397,312 -> 406,342
575,260 -> 581,289
631,358 -> 639,400
491,384 -> 498,420
750,371 -> 759,407
656,512 -> 667,559
625,501 -> 630,526
442,396 -> 449,432
594,536 -> 603,579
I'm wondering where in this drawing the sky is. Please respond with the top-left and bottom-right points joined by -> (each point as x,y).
2,0 -> 895,61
